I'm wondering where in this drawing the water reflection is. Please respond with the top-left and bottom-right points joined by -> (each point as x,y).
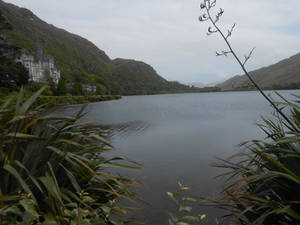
108,120 -> 151,139
54,90 -> 300,225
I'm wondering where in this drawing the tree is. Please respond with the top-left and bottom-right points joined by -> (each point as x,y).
56,78 -> 68,96
0,57 -> 29,89
47,77 -> 57,95
0,10 -> 28,90
71,82 -> 83,96
0,10 -> 12,32
96,84 -> 107,95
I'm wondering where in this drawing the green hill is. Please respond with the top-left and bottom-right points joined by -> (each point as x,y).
217,53 -> 300,91
0,0 -> 194,95
111,58 -> 194,95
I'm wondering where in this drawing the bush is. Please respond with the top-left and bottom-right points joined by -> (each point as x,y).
0,87 -> 139,224
167,183 -> 207,225
213,93 -> 300,224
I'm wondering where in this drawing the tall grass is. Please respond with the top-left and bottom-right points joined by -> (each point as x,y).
0,87 -> 140,224
167,182 -> 207,225
212,93 -> 300,224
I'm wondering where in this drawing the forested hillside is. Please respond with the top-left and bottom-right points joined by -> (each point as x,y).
0,0 -> 196,95
218,53 -> 300,91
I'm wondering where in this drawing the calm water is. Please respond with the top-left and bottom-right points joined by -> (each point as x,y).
55,90 -> 300,224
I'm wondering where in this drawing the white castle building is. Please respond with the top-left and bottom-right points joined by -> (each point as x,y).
16,47 -> 60,84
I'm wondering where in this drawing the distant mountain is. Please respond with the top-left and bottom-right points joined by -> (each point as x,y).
0,0 -> 193,95
207,80 -> 225,87
187,82 -> 205,88
218,53 -> 300,91
187,80 -> 224,88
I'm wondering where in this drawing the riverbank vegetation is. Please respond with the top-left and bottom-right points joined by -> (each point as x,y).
0,87 -> 121,108
36,95 -> 121,107
0,87 -> 140,224
211,93 -> 300,224
197,0 -> 300,223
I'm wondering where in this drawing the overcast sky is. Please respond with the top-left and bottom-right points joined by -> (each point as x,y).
4,0 -> 300,84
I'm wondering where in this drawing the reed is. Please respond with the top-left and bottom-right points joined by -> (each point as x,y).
0,87 -> 139,225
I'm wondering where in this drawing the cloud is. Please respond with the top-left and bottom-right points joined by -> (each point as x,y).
4,0 -> 300,83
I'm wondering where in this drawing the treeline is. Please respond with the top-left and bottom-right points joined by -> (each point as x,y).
0,2 -> 221,96
223,82 -> 300,92
0,10 -> 29,91
263,82 -> 300,90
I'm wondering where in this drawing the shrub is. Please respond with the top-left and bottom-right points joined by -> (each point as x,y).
167,183 -> 207,225
0,87 -> 140,224
212,93 -> 300,224
198,1 -> 300,223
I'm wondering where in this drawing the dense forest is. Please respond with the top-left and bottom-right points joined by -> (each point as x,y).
0,9 -> 29,91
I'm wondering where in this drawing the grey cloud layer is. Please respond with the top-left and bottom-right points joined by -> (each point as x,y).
5,0 -> 300,83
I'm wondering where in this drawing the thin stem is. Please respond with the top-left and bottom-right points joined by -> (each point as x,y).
205,6 -> 299,133
177,188 -> 182,222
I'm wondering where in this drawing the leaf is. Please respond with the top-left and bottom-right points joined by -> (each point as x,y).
0,195 -> 22,202
179,205 -> 192,212
183,197 -> 196,202
0,97 -> 12,113
56,139 -> 83,147
8,115 -> 27,124
15,87 -> 25,115
14,160 -> 43,193
113,205 -> 127,215
82,195 -> 95,203
76,104 -> 88,119
167,192 -> 177,203
168,213 -> 178,222
168,219 -> 175,225
176,222 -> 190,225
19,199 -> 40,217
1,205 -> 22,216
181,216 -> 199,222
199,214 -> 206,220
89,133 -> 113,147
253,150 -> 300,181
275,206 -> 300,220
42,115 -> 76,122
101,206 -> 111,214
19,86 -> 46,115
6,132 -> 46,140
100,162 -> 140,170
59,163 -> 81,192
39,176 -> 63,205
79,219 -> 92,225
3,164 -> 36,203
110,218 -> 124,225
178,182 -> 190,191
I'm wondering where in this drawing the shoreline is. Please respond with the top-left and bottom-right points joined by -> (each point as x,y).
36,95 -> 122,108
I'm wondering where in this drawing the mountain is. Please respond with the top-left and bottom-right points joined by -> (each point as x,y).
110,58 -> 193,95
186,82 -> 205,88
0,0 -> 194,95
218,53 -> 300,91
187,80 -> 225,88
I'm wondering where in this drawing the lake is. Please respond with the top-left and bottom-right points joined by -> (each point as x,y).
55,90 -> 300,224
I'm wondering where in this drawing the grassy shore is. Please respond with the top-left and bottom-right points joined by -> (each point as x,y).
0,93 -> 122,108
36,95 -> 121,107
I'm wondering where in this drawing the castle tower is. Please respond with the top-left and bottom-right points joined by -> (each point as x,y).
36,42 -> 43,62
16,44 -> 60,85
